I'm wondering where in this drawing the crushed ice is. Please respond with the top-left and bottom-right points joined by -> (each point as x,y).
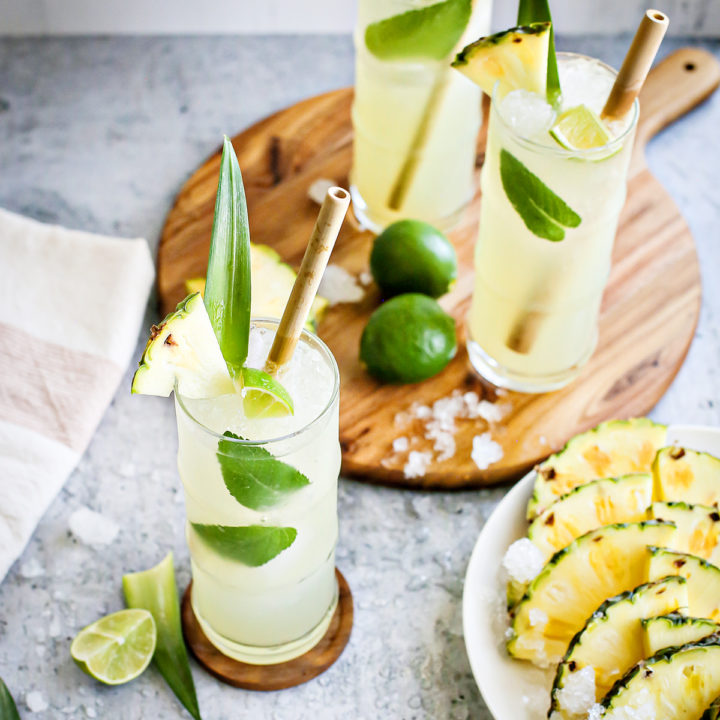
26,691 -> 48,712
68,506 -> 119,546
318,264 -> 365,305
19,558 -> 45,579
502,538 -> 545,584
307,178 -> 337,205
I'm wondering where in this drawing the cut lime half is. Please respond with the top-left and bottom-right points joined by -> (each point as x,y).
550,105 -> 617,159
70,608 -> 156,685
240,367 -> 294,418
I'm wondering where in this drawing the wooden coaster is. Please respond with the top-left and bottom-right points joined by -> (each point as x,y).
181,568 -> 353,690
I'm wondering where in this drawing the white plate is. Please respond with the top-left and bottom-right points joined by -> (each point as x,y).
462,424 -> 720,720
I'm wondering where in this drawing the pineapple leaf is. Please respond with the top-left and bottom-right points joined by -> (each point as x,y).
517,0 -> 560,106
204,136 -> 251,378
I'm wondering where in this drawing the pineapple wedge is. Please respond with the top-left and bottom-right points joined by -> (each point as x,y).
642,613 -> 719,656
649,501 -> 720,565
508,521 -> 675,666
452,23 -> 550,98
527,418 -> 667,519
654,446 -> 720,507
601,637 -> 720,718
647,548 -> 720,622
550,577 -> 688,717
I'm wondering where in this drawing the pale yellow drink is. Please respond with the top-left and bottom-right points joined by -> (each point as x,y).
467,54 -> 639,393
175,320 -> 340,664
351,0 -> 491,232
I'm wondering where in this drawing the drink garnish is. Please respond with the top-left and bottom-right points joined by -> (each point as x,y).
517,0 -> 561,105
191,524 -> 297,567
499,149 -> 581,241
217,430 -> 309,510
240,366 -> 295,418
123,553 -> 202,720
550,105 -> 613,151
365,0 -> 472,61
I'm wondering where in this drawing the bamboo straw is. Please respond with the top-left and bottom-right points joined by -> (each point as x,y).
263,187 -> 350,375
506,9 -> 669,357
602,10 -> 669,120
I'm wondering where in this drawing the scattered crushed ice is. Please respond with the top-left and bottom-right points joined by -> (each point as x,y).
403,451 -> 433,479
318,264 -> 365,305
528,608 -> 548,629
359,270 -> 373,286
502,538 -> 545,584
471,433 -> 504,470
19,558 -> 45,579
392,437 -> 409,453
587,705 -> 604,720
26,691 -> 48,712
555,666 -> 597,717
307,178 -> 337,205
68,507 -> 119,546
49,615 -> 62,638
84,705 -> 97,718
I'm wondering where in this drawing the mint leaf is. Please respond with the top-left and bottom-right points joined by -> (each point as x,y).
518,0 -> 561,106
499,149 -> 581,241
192,524 -> 297,567
0,678 -> 20,720
204,136 -> 251,378
218,431 -> 309,510
365,0 -> 471,61
123,553 -> 202,720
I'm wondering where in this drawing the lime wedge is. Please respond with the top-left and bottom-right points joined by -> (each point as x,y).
70,609 -> 156,685
550,105 -> 612,151
240,367 -> 294,418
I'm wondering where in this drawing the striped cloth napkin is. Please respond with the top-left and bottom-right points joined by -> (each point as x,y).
0,208 -> 154,582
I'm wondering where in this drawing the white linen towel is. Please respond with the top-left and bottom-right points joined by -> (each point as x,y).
0,208 -> 155,582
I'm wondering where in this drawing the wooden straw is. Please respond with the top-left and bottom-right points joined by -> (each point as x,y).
506,9 -> 669,356
602,9 -> 669,120
263,187 -> 350,375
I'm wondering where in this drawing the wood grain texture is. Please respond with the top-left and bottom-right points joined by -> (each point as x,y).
181,569 -> 353,690
158,48 -> 719,490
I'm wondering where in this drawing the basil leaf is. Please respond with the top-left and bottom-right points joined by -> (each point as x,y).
123,553 -> 201,720
500,149 -> 581,241
191,524 -> 297,567
0,678 -> 20,720
518,0 -> 561,106
218,431 -> 309,510
365,0 -> 472,61
203,136 -> 251,377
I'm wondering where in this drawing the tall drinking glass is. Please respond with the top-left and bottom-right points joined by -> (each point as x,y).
351,0 -> 492,233
467,53 -> 639,393
175,319 -> 340,664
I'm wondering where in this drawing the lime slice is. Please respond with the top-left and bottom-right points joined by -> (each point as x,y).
240,366 -> 294,418
70,609 -> 156,685
550,105 -> 612,151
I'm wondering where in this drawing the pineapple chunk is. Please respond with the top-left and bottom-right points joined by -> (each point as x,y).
530,474 -> 653,561
452,23 -> 550,97
550,577 -> 688,717
508,521 -> 675,666
654,446 -> 720,507
647,548 -> 720,622
649,502 -> 720,565
642,613 -> 719,656
602,637 -> 720,718
527,418 -> 667,519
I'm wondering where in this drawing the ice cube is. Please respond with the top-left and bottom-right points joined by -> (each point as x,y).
318,264 -> 364,306
471,433 -> 503,469
499,89 -> 555,139
502,538 -> 544,584
26,691 -> 48,713
68,507 -> 119,546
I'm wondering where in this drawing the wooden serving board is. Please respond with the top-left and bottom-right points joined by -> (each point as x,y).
158,48 -> 719,490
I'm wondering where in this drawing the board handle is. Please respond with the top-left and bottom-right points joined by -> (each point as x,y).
635,47 -> 720,153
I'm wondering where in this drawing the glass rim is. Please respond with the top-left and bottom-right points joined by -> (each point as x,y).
174,317 -> 340,447
491,51 -> 640,159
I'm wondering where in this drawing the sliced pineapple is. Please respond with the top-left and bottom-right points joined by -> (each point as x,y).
451,23 -> 550,98
508,521 -> 675,666
184,242 -> 329,332
649,501 -> 720,565
642,613 -> 719,656
550,577 -> 688,717
647,547 -> 720,622
654,447 -> 720,507
529,474 -> 653,561
601,637 -> 720,718
131,293 -> 234,399
527,418 -> 666,519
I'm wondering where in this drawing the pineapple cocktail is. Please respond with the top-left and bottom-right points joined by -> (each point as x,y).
177,319 -> 340,663
351,0 -> 491,232
454,18 -> 639,392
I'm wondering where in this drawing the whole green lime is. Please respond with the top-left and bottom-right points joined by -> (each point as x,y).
370,219 -> 457,298
360,294 -> 456,384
